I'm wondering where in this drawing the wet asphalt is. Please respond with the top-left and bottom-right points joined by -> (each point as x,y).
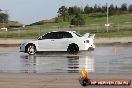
0,46 -> 132,73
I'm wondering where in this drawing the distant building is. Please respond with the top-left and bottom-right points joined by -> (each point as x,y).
0,27 -> 8,31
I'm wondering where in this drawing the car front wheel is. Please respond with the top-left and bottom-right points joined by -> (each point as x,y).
26,45 -> 36,55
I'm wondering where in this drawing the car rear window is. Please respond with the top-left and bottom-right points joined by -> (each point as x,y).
73,32 -> 82,37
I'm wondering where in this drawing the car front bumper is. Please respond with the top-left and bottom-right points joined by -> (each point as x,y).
20,43 -> 26,52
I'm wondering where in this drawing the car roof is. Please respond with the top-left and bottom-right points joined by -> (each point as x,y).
49,31 -> 76,34
50,31 -> 74,32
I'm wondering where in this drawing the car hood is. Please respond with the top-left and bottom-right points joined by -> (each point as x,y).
21,39 -> 37,45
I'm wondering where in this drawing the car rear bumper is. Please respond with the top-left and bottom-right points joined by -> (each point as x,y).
82,44 -> 95,51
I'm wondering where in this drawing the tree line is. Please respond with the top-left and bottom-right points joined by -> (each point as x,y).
57,3 -> 132,26
0,9 -> 9,24
84,3 -> 132,15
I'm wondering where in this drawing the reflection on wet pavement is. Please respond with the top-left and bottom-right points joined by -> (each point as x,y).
19,53 -> 94,73
0,46 -> 132,73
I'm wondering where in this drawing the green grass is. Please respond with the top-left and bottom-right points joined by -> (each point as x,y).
0,31 -> 39,39
0,27 -> 132,39
25,13 -> 132,30
1,13 -> 132,38
96,31 -> 132,37
26,22 -> 69,30
75,28 -> 132,38
85,14 -> 132,25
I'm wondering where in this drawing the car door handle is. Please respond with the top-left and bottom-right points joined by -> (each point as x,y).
51,40 -> 54,41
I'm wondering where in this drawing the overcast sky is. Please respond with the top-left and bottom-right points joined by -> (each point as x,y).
0,0 -> 132,24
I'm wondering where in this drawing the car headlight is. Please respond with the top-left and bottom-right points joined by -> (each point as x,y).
21,42 -> 27,46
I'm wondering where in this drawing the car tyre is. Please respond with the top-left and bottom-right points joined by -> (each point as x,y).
67,44 -> 79,54
26,44 -> 36,55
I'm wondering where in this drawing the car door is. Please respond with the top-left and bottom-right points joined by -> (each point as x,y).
37,32 -> 56,51
53,32 -> 73,51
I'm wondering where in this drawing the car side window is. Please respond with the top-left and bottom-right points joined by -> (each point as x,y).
55,32 -> 73,39
41,32 -> 73,39
56,32 -> 63,39
42,32 -> 54,39
61,32 -> 73,38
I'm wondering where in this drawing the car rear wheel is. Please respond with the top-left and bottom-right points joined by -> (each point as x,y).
26,44 -> 36,55
67,44 -> 79,54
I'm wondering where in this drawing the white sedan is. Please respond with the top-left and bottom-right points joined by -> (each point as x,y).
20,31 -> 95,55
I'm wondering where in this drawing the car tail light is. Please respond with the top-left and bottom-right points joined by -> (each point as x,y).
84,40 -> 89,43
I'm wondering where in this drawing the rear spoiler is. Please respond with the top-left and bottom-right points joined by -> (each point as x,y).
83,33 -> 95,39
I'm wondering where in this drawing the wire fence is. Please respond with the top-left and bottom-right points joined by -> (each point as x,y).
0,23 -> 132,38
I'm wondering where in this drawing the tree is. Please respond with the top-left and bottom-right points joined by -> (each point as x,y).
0,13 -> 9,23
68,7 -> 74,15
128,5 -> 132,13
101,6 -> 107,13
55,17 -> 64,28
70,13 -> 85,26
97,6 -> 101,12
68,6 -> 82,15
121,3 -> 127,11
93,4 -> 98,12
115,5 -> 120,15
109,4 -> 115,15
57,6 -> 68,21
84,4 -> 91,14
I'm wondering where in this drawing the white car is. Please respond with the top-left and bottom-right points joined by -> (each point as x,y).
20,31 -> 95,55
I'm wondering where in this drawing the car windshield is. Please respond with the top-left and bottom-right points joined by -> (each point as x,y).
73,32 -> 82,37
